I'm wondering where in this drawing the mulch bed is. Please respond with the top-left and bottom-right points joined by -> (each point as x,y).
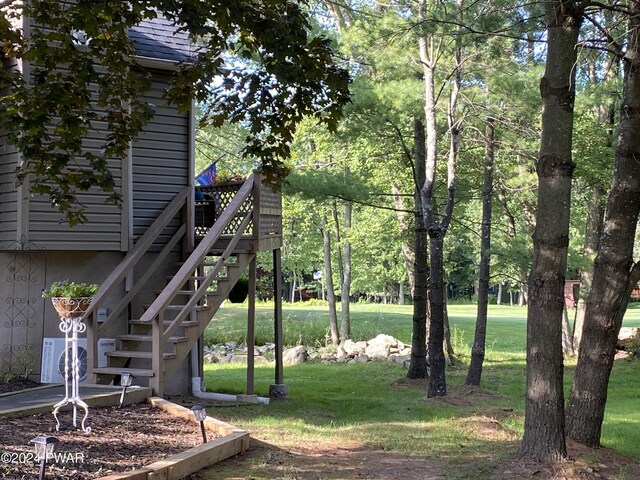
0,403 -> 221,479
0,376 -> 41,394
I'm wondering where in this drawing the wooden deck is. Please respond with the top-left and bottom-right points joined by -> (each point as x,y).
195,174 -> 282,253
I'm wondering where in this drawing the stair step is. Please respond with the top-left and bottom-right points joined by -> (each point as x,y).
129,319 -> 200,328
163,275 -> 230,283
106,350 -> 176,360
176,261 -> 241,268
142,304 -> 211,312
93,367 -> 155,377
154,289 -> 221,296
119,334 -> 188,343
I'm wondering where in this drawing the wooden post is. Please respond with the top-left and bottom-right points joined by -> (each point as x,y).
252,172 -> 262,244
268,248 -> 287,399
86,311 -> 96,382
273,248 -> 284,385
150,312 -> 164,396
246,256 -> 257,395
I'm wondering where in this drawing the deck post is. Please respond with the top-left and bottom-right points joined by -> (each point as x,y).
150,312 -> 164,396
246,255 -> 256,395
269,247 -> 288,400
86,311 -> 96,383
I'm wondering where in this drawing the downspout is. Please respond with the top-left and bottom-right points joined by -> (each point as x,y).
190,371 -> 270,405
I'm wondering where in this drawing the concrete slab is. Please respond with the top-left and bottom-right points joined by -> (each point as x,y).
0,384 -> 152,418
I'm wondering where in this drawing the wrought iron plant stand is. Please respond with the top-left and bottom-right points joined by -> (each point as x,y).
51,297 -> 92,433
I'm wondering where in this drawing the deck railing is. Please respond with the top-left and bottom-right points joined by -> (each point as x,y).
194,173 -> 282,243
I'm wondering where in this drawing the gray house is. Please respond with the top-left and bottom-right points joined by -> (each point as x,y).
0,15 -> 284,397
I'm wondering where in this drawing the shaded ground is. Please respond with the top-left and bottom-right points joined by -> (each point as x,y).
191,380 -> 640,480
0,403 -> 219,479
190,441 -> 447,480
194,418 -> 640,480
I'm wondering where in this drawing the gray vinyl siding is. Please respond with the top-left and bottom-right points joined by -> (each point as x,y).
28,147 -> 124,251
18,42 -> 125,250
0,58 -> 20,245
132,72 -> 189,247
0,133 -> 19,245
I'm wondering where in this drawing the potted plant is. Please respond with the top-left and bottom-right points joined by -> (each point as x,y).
42,280 -> 99,318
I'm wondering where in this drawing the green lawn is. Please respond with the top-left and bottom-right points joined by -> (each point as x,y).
201,302 -> 640,478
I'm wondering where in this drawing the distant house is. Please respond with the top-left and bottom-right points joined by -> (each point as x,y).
564,280 -> 581,309
0,14 -> 283,397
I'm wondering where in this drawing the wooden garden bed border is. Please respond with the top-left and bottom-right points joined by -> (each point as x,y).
97,397 -> 250,480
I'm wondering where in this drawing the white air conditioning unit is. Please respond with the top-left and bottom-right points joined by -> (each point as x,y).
41,337 -> 116,384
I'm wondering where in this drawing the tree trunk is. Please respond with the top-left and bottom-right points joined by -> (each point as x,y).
562,305 -> 575,356
290,272 -> 297,303
497,283 -> 502,305
407,120 -> 429,379
573,190 -> 604,350
443,289 -> 453,365
392,184 -> 416,297
332,201 -> 344,287
566,3 -> 640,445
466,116 -> 494,386
518,275 -> 527,307
322,215 -> 340,345
341,200 -> 352,341
428,235 -> 447,396
417,0 -> 461,398
519,0 -> 582,461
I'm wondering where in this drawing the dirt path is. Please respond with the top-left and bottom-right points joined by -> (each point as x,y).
190,437 -> 640,480
191,440 -> 446,480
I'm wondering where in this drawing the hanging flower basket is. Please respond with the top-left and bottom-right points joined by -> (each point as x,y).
51,297 -> 93,318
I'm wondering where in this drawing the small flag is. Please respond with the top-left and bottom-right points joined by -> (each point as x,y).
195,162 -> 217,186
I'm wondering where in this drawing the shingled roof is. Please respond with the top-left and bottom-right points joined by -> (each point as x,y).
129,14 -> 198,63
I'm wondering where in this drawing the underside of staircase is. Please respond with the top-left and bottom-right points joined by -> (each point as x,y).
84,173 -> 283,397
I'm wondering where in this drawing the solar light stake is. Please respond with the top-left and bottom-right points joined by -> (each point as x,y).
191,404 -> 207,443
30,435 -> 58,480
119,373 -> 133,408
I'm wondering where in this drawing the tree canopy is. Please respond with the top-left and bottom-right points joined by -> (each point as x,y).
0,0 -> 349,223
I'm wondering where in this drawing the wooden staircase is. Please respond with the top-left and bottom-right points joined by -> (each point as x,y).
93,253 -> 253,388
84,174 -> 271,396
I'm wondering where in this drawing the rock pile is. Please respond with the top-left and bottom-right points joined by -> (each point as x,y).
203,334 -> 412,368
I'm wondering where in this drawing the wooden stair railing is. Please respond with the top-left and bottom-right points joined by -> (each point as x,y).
93,174 -> 256,396
85,187 -> 190,381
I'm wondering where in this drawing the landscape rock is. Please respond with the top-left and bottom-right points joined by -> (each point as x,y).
617,327 -> 640,350
204,333 -> 413,367
365,343 -> 389,360
393,354 -> 411,365
356,353 -> 369,363
368,334 -> 399,349
342,339 -> 367,356
283,345 -> 308,365
229,354 -> 248,364
255,356 -> 272,365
